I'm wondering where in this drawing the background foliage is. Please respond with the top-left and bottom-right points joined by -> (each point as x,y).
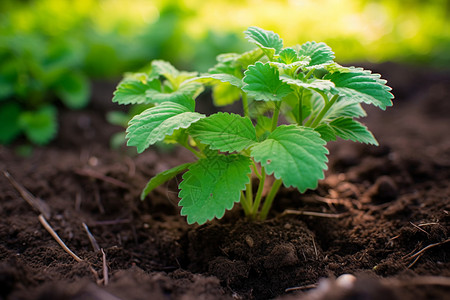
0,0 -> 448,145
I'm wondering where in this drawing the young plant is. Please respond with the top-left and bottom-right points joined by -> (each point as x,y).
113,27 -> 393,225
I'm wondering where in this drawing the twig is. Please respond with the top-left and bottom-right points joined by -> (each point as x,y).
83,222 -> 100,252
101,249 -> 109,286
282,209 -> 349,218
94,186 -> 105,214
38,214 -> 82,262
285,283 -> 318,292
312,237 -> 318,260
408,238 -> 450,260
410,222 -> 430,237
4,171 -> 51,219
75,168 -> 130,189
406,238 -> 450,268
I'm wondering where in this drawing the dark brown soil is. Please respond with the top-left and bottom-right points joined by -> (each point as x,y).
1,63 -> 449,300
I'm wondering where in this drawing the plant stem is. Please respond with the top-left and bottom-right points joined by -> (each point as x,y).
245,177 -> 253,209
183,143 -> 202,158
242,93 -> 249,118
310,94 -> 339,128
297,90 -> 303,125
251,160 -> 262,180
271,102 -> 281,131
251,167 -> 266,216
240,191 -> 252,216
304,68 -> 315,79
259,178 -> 283,220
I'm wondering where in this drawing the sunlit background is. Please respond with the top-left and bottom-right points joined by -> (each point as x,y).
2,0 -> 449,74
0,0 -> 449,145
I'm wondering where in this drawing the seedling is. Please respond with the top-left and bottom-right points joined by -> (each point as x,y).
113,26 -> 393,225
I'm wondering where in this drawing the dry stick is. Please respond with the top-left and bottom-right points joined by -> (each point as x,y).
75,168 -> 130,189
282,209 -> 349,218
4,171 -> 51,219
410,222 -> 430,236
38,214 -> 82,263
83,222 -> 100,252
285,283 -> 318,292
101,249 -> 109,286
407,238 -> 450,268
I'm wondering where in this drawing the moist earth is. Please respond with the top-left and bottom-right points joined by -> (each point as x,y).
0,63 -> 449,300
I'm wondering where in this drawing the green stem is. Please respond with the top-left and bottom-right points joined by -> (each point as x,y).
304,68 -> 315,79
259,178 -> 283,220
241,92 -> 250,118
271,102 -> 281,132
251,160 -> 262,180
310,94 -> 339,128
251,167 -> 266,216
245,177 -> 253,210
183,143 -> 202,158
297,90 -> 303,126
240,191 -> 252,216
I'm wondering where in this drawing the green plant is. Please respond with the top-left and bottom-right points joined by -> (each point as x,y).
113,26 -> 393,225
0,34 -> 90,145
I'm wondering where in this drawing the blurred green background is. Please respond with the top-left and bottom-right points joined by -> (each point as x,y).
0,0 -> 449,145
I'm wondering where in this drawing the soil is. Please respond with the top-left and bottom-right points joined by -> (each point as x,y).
1,63 -> 449,300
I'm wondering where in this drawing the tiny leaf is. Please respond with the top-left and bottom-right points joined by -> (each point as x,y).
179,154 -> 251,224
244,26 -> 283,57
127,102 -> 205,153
141,162 -> 193,200
243,62 -> 292,101
298,42 -> 335,66
251,125 -> 328,192
278,48 -> 299,64
189,113 -> 257,152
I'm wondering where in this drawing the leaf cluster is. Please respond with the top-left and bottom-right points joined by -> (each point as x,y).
113,27 -> 394,225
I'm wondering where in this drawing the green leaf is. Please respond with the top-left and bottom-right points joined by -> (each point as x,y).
145,83 -> 202,110
0,102 -> 22,144
127,102 -> 205,153
244,26 -> 283,57
278,48 -> 299,64
179,154 -> 251,224
189,113 -> 257,152
243,62 -> 292,101
212,83 -> 242,106
19,106 -> 58,145
190,73 -> 243,89
55,72 -> 90,109
314,123 -> 337,142
255,115 -> 272,140
325,70 -> 393,110
237,48 -> 264,68
251,125 -> 328,192
141,162 -> 193,200
113,75 -> 161,105
298,42 -> 335,66
151,60 -> 197,88
329,117 -> 378,145
280,76 -> 335,93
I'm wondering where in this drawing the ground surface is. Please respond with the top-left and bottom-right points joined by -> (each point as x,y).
0,63 -> 449,300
